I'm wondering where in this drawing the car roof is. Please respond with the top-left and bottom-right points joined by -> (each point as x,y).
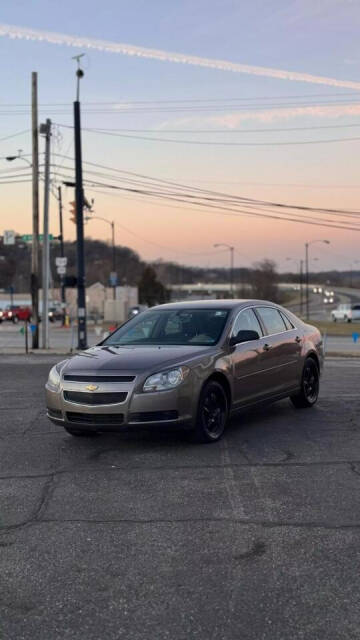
149,299 -> 277,311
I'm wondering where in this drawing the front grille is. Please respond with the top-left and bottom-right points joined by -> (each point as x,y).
129,410 -> 179,423
63,374 -> 135,383
66,412 -> 124,425
63,391 -> 127,405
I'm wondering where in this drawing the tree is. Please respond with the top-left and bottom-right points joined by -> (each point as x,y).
250,259 -> 279,302
138,266 -> 170,306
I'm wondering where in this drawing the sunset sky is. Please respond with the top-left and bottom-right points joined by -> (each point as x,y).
1,1 -> 360,273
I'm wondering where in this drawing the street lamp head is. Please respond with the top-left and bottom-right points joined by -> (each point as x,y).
323,240 -> 330,245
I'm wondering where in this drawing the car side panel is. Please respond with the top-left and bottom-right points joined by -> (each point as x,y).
230,340 -> 269,407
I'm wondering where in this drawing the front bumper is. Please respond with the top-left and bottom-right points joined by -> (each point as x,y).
46,376 -> 196,432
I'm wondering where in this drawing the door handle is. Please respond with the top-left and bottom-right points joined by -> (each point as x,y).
263,343 -> 272,351
295,336 -> 301,343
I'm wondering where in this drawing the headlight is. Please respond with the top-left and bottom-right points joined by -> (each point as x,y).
47,360 -> 68,390
143,366 -> 190,392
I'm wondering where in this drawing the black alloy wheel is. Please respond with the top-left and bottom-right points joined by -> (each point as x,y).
291,358 -> 320,408
194,380 -> 229,443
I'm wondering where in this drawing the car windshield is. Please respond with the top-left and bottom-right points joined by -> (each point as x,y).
104,308 -> 229,346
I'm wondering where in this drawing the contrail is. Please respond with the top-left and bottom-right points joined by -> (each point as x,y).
1,22 -> 360,90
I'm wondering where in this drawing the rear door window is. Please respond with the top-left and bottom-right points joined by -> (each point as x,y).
256,307 -> 287,336
280,311 -> 295,330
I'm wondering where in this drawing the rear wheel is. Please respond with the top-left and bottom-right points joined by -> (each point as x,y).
64,426 -> 98,437
291,358 -> 320,408
193,380 -> 229,443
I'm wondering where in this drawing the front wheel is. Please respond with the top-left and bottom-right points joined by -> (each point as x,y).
64,426 -> 98,437
193,380 -> 229,443
12,316 -> 19,324
291,358 -> 320,409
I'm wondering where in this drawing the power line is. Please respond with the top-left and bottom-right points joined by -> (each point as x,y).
72,127 -> 360,147
0,129 -> 30,143
56,122 -> 360,134
71,175 -> 360,232
52,154 -> 360,216
2,98 -> 360,115
2,91 -> 360,106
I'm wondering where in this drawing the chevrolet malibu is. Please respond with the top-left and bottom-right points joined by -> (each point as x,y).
46,300 -> 324,443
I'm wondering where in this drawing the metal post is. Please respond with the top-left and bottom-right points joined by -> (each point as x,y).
41,119 -> 51,349
31,72 -> 40,349
25,319 -> 29,354
74,99 -> 87,350
230,246 -> 234,297
305,242 -> 309,321
111,221 -> 116,300
300,259 -> 304,317
58,186 -> 66,324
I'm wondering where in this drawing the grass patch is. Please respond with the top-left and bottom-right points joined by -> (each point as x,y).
310,320 -> 360,336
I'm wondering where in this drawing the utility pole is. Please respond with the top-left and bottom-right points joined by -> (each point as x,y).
40,119 -> 51,349
58,186 -> 66,324
31,72 -> 40,349
73,55 -> 87,350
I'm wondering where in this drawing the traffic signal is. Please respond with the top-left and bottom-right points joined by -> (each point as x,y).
69,201 -> 77,224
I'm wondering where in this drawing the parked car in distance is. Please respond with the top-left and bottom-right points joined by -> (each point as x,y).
331,303 -> 360,322
48,306 -> 63,322
46,299 -> 324,443
0,305 -> 32,323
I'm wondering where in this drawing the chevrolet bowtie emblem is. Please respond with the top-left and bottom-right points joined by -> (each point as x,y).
85,384 -> 98,391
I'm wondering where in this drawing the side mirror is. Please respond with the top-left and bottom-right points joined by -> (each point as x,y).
229,329 -> 260,347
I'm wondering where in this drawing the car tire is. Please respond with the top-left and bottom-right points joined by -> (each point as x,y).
290,358 -> 320,409
64,426 -> 98,437
192,380 -> 229,443
12,316 -> 19,324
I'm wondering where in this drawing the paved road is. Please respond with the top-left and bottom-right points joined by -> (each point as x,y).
1,357 -> 360,639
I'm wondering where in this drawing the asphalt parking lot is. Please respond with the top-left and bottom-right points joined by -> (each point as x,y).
1,356 -> 360,640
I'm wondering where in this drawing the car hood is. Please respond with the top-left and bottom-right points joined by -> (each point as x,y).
63,344 -> 215,374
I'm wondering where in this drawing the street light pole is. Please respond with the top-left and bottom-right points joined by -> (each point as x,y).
214,243 -> 235,297
85,215 -> 116,298
305,239 -> 330,321
111,220 -> 116,300
286,257 -> 304,317
300,259 -> 304,317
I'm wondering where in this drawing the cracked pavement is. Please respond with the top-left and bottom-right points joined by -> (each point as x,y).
1,355 -> 360,639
